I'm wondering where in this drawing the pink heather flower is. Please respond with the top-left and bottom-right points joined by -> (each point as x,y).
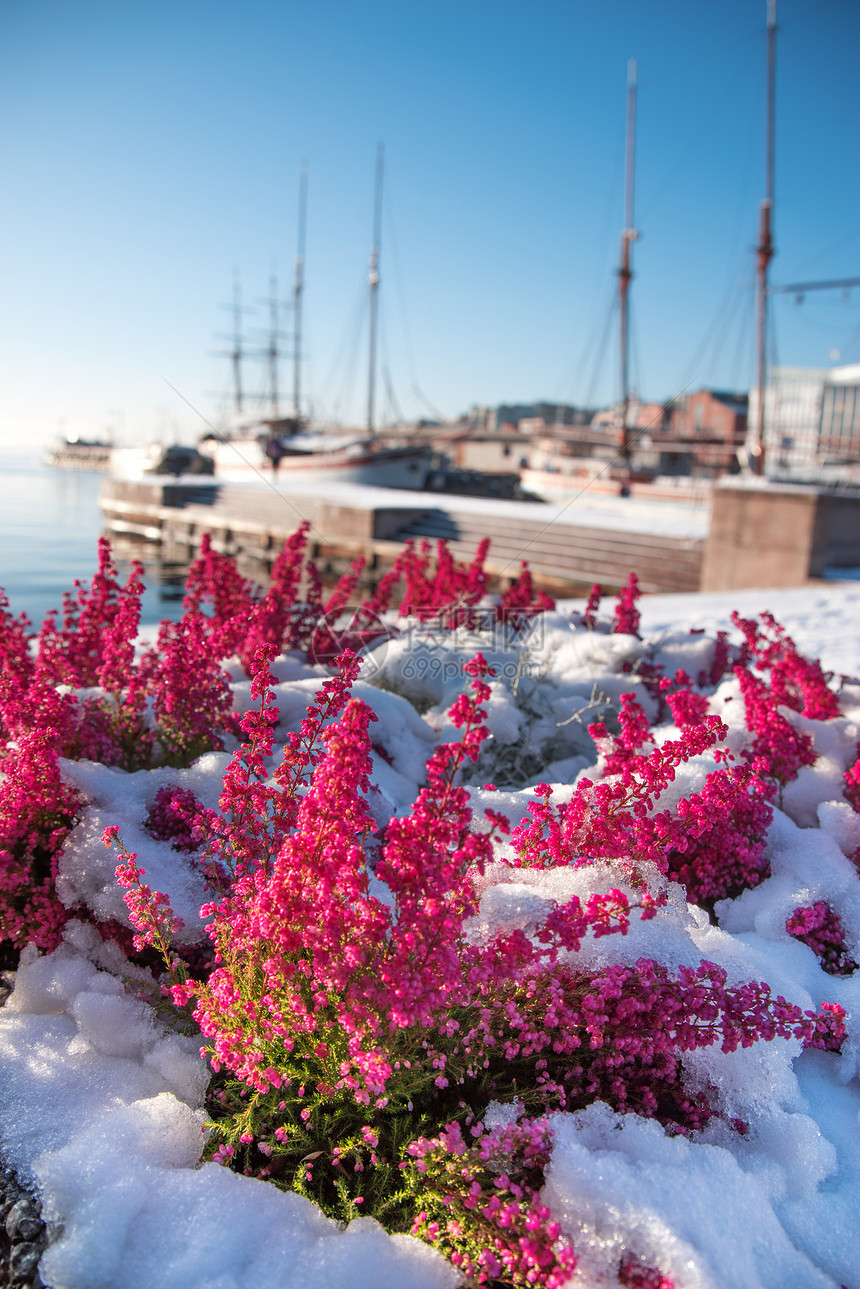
589,691 -> 654,775
497,564 -> 554,627
182,532 -> 258,660
238,522 -> 311,669
410,1118 -> 577,1288
844,754 -> 860,812
108,835 -> 184,960
697,629 -> 733,688
356,535 -> 546,631
664,673 -> 709,729
661,764 -> 773,908
0,589 -> 35,739
30,557 -> 838,1286
36,537 -> 124,688
514,710 -> 733,891
786,902 -> 858,977
735,664 -> 816,787
613,572 -> 641,637
145,611 -> 242,766
580,583 -> 603,631
0,727 -> 83,950
144,785 -> 218,854
619,1252 -> 676,1289
731,611 -> 839,721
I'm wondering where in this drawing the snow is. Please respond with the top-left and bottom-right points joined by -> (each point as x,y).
636,583 -> 860,679
2,582 -> 860,1288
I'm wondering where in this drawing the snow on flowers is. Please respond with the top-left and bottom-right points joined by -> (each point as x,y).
1,536 -> 859,1289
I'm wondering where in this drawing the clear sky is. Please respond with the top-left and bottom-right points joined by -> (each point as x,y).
1,0 -> 858,449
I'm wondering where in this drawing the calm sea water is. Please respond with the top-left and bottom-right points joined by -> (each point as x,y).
0,452 -> 188,627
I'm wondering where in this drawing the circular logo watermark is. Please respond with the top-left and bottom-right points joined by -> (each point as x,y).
306,606 -> 394,675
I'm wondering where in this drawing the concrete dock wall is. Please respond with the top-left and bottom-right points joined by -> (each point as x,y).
701,481 -> 860,591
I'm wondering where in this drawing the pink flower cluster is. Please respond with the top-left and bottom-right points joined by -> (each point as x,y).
180,526 -> 556,667
732,611 -> 840,720
408,1117 -> 577,1289
0,590 -> 36,741
36,537 -> 131,688
2,539 -> 240,774
734,664 -> 816,788
144,785 -> 217,854
731,611 -> 843,791
1,520 -> 547,790
459,953 -> 841,1127
571,575 -> 641,637
619,1254 -> 676,1289
786,901 -> 858,977
92,592 -> 852,1277
150,652 -> 844,1140
182,532 -> 258,660
496,564 -> 555,627
519,668 -> 774,910
408,1115 -> 675,1288
844,752 -> 860,812
515,709 -> 731,880
613,572 -> 642,637
589,691 -> 655,775
388,538 -> 492,626
696,628 -> 733,689
661,764 -> 772,907
106,826 -> 185,957
5,538 -> 855,1282
0,536 -> 277,949
358,536 -> 554,630
182,653 -> 501,1098
0,728 -> 83,949
143,611 -> 242,764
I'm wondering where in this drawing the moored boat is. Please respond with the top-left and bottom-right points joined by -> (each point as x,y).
44,437 -> 113,470
197,422 -> 431,488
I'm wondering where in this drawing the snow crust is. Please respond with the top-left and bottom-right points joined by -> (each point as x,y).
2,583 -> 860,1288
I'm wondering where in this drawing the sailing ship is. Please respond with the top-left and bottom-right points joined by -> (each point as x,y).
519,59 -> 661,504
519,13 -> 774,505
197,422 -> 431,489
197,149 -> 432,490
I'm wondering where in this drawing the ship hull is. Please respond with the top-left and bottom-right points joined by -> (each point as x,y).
201,439 -> 431,489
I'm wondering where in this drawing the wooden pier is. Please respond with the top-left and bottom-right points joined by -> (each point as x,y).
100,477 -> 707,595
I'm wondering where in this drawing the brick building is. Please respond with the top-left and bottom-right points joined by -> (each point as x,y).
659,390 -> 748,474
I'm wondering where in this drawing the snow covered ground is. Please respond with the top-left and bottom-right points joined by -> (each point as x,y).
226,475 -> 713,539
636,584 -> 860,680
2,583 -> 860,1289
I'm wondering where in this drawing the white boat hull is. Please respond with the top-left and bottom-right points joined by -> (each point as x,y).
202,438 -> 431,489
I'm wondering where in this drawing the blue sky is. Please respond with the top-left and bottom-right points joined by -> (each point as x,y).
1,0 -> 858,448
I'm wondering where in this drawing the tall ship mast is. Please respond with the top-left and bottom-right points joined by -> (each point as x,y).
293,164 -> 308,422
617,59 -> 638,478
229,270 -> 245,417
752,0 -> 777,475
367,143 -> 384,436
264,269 -> 281,418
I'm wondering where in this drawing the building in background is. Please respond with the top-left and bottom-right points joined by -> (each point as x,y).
655,389 -> 748,476
749,363 -> 860,481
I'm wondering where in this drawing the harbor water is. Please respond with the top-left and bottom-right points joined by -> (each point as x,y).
0,452 -> 189,627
